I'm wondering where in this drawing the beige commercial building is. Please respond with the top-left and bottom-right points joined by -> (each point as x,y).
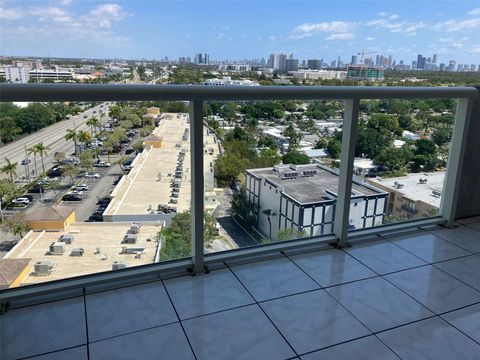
367,172 -> 444,220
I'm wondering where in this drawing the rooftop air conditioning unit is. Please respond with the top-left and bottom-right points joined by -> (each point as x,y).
112,261 -> 127,270
59,234 -> 74,244
49,242 -> 65,255
122,234 -> 137,244
34,261 -> 54,275
129,223 -> 141,234
70,248 -> 84,256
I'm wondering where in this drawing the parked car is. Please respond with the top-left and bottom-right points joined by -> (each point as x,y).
21,194 -> 34,202
124,148 -> 135,155
95,206 -> 107,213
73,184 -> 89,191
62,193 -> 83,201
28,185 -> 44,194
121,165 -> 133,171
21,158 -> 31,165
88,214 -> 103,222
85,173 -> 101,179
94,161 -> 110,167
12,197 -> 30,205
96,197 -> 111,205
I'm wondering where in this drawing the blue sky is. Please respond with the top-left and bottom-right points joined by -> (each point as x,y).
1,0 -> 479,64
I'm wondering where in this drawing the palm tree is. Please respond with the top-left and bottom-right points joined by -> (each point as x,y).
262,209 -> 277,241
86,117 -> 100,137
34,142 -> 50,174
1,158 -> 18,182
65,129 -> 79,154
78,130 -> 92,150
28,146 -> 39,177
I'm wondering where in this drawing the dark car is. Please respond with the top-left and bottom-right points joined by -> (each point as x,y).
89,214 -> 103,222
125,148 -> 135,155
28,185 -> 44,194
47,167 -> 63,178
96,197 -> 111,205
62,194 -> 83,201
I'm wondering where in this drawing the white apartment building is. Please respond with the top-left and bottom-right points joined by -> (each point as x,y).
292,70 -> 347,81
204,76 -> 259,86
29,68 -> 73,81
245,164 -> 388,240
0,66 -> 30,83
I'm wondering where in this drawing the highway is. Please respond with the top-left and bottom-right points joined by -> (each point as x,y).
0,102 -> 110,179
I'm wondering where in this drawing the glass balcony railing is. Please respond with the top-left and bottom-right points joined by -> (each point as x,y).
0,84 -> 478,302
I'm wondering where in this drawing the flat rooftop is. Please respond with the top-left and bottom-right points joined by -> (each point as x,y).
247,165 -> 383,204
104,113 -> 217,215
369,172 -> 445,207
5,222 -> 161,285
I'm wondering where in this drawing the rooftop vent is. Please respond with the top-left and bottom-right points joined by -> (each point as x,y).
394,181 -> 404,189
34,261 -> 54,276
49,242 -> 65,255
432,190 -> 442,197
129,223 -> 141,234
59,234 -> 74,244
418,178 -> 428,184
112,261 -> 127,270
70,248 -> 84,257
122,234 -> 137,244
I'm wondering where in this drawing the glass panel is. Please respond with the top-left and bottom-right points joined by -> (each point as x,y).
347,98 -> 456,230
203,99 -> 342,253
0,100 -> 191,287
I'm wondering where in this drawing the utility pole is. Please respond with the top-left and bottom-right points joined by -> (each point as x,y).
24,145 -> 30,181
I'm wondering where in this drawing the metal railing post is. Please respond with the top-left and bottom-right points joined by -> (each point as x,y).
190,100 -> 205,273
440,97 -> 474,227
334,98 -> 360,247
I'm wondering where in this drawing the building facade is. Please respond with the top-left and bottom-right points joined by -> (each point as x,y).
245,164 -> 388,241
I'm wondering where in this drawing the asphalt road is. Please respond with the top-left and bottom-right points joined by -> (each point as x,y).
216,216 -> 259,248
0,102 -> 110,178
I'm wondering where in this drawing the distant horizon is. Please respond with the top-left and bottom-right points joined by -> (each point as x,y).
1,1 -> 479,64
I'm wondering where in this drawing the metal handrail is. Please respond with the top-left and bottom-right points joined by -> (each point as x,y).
0,84 -> 478,102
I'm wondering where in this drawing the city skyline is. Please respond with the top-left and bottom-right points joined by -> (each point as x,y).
0,1 -> 480,63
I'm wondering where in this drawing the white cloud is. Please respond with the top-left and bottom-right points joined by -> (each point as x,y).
366,18 -> 425,35
327,32 -> 355,40
389,14 -> 399,20
378,12 -> 387,17
292,21 -> 354,39
366,36 -> 375,41
29,7 -> 72,23
468,8 -> 480,15
85,3 -> 128,29
0,5 -> 24,20
434,18 -> 480,32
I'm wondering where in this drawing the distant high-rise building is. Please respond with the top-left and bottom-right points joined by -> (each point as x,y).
417,54 -> 426,70
432,54 -> 437,64
470,64 -> 476,71
448,60 -> 456,71
307,59 -> 322,69
412,61 -> 417,69
178,57 -> 191,64
439,63 -> 446,71
267,54 -> 275,68
331,60 -> 337,68
457,64 -> 463,72
284,58 -> 299,72
194,53 -> 210,65
337,56 -> 341,67
351,55 -> 358,65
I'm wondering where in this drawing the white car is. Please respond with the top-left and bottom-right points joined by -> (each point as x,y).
94,161 -> 111,167
85,173 -> 101,179
74,184 -> 89,191
12,197 -> 30,205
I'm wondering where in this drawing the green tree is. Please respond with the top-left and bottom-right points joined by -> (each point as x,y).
1,158 -> 18,182
282,150 -> 310,165
86,117 -> 100,137
215,154 -> 248,185
432,128 -> 452,147
78,130 -> 92,150
65,129 -> 79,154
374,146 -> 412,173
28,146 -> 39,177
277,228 -> 308,241
2,213 -> 28,237
326,137 -> 342,159
34,142 -> 50,174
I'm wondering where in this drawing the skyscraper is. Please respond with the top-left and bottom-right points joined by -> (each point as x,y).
351,55 -> 358,65
417,54 -> 426,70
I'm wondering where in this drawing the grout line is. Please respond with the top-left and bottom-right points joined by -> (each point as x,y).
161,278 -> 198,360
224,261 -> 299,358
19,345 -> 88,360
83,288 -> 91,360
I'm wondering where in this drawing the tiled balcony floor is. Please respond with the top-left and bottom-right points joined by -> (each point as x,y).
2,221 -> 480,359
